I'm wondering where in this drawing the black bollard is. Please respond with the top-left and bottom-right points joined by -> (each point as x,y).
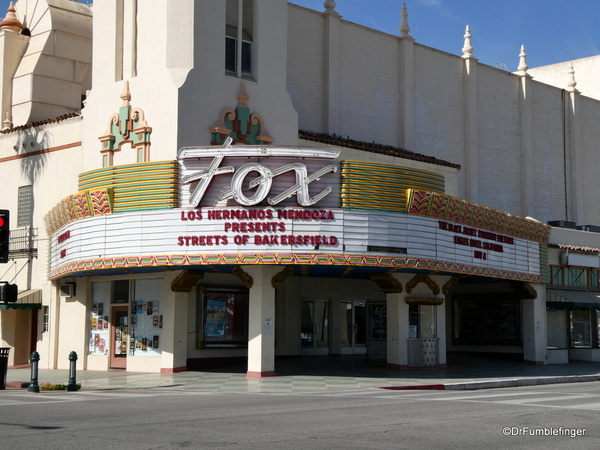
67,351 -> 78,391
28,351 -> 40,393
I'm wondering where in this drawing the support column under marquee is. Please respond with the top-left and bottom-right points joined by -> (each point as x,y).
522,283 -> 547,365
386,291 -> 409,369
431,275 -> 452,367
243,265 -> 281,378
386,274 -> 412,369
161,272 -> 189,373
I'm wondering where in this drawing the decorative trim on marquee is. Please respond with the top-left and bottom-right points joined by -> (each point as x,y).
49,253 -> 544,283
210,82 -> 274,145
406,189 -> 551,243
98,81 -> 152,166
43,189 -> 113,235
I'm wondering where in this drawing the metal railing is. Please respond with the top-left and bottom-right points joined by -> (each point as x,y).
9,227 -> 38,258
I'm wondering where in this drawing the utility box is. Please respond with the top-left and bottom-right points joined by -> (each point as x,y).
408,338 -> 439,367
0,348 -> 10,389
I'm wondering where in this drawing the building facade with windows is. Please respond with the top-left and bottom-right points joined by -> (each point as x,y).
1,0 -> 600,373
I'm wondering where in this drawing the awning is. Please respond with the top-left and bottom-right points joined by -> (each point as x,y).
547,289 -> 600,309
0,289 -> 42,310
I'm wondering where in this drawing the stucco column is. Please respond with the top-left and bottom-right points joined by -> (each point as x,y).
386,291 -> 409,369
242,265 -> 281,377
430,275 -> 453,367
522,283 -> 547,365
323,8 -> 341,135
518,70 -> 535,217
0,30 -> 28,124
462,52 -> 479,203
566,73 -> 583,224
398,35 -> 414,151
161,272 -> 189,373
386,273 -> 412,369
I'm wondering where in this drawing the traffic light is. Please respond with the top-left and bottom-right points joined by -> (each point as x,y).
0,283 -> 17,303
0,210 -> 9,263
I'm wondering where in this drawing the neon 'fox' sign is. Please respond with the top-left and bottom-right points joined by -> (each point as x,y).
178,138 -> 340,207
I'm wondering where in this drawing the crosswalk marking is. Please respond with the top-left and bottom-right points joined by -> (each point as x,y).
0,390 -> 210,406
492,394 -> 596,404
295,387 -> 600,411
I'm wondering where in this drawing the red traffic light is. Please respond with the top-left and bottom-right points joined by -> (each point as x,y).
0,209 -> 9,264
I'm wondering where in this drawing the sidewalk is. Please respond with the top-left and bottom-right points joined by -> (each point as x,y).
4,354 -> 600,393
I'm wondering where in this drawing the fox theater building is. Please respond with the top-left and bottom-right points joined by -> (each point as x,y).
6,0 -> 600,374
44,135 -> 550,375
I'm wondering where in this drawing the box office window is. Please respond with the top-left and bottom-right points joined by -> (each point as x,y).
409,304 -> 437,339
453,298 -> 521,345
198,290 -> 249,347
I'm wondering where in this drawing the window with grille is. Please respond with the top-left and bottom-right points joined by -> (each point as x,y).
17,185 -> 33,228
43,306 -> 50,333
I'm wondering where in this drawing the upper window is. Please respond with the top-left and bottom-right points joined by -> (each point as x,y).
226,0 -> 253,78
551,265 -> 599,290
17,185 -> 33,228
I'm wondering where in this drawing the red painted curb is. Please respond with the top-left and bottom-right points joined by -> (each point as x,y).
380,384 -> 446,390
5,382 -> 29,389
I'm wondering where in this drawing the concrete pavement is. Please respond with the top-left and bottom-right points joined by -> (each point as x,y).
3,354 -> 600,393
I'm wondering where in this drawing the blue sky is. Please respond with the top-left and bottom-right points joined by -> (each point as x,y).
290,0 -> 600,71
1,1 -> 598,71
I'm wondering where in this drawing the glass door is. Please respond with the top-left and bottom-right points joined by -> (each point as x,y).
340,300 -> 367,355
110,306 -> 128,369
300,299 -> 329,355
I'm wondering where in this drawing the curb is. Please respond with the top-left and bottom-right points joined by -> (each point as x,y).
381,384 -> 445,390
4,382 -> 30,389
381,374 -> 600,391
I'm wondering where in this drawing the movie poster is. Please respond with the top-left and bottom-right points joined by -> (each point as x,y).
204,299 -> 227,339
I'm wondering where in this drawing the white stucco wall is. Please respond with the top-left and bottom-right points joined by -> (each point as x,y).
287,3 -> 600,227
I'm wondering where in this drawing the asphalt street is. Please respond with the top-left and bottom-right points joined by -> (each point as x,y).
0,381 -> 598,449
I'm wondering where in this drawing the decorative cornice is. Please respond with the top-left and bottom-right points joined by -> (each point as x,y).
510,281 -> 537,299
232,266 -> 253,289
442,276 -> 460,295
211,82 -> 274,145
370,273 -> 403,293
171,270 -> 204,292
405,274 -> 440,295
272,266 -> 294,288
